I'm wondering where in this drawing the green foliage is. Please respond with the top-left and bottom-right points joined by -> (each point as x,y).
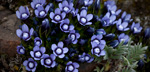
94,40 -> 147,72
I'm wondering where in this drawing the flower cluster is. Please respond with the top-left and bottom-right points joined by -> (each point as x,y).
15,0 -> 144,72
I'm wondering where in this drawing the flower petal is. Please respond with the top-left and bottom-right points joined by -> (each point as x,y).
40,47 -> 46,53
100,50 -> 106,56
62,12 -> 66,19
86,14 -> 93,21
30,51 -> 34,57
16,29 -> 22,37
73,62 -> 79,68
22,24 -> 29,32
16,11 -> 20,19
58,54 -> 65,58
86,22 -> 92,25
33,46 -> 40,51
23,60 -> 28,66
51,44 -> 57,50
58,41 -> 64,48
63,47 -> 69,53
50,12 -> 54,19
50,54 -> 56,60
30,28 -> 34,36
80,10 -> 87,17
55,8 -> 61,14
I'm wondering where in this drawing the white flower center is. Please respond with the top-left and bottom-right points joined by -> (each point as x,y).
71,34 -> 75,41
40,11 -> 45,16
63,24 -> 69,30
56,48 -> 62,54
93,39 -> 100,44
134,27 -> 140,32
46,59 -> 51,64
55,15 -> 61,21
85,56 -> 90,61
35,4 -> 41,8
20,48 -> 24,53
94,48 -> 100,53
119,25 -> 124,30
29,62 -> 34,68
68,65 -> 74,71
23,33 -> 29,38
120,39 -> 125,42
81,18 -> 87,23
22,13 -> 28,18
64,7 -> 69,12
35,41 -> 41,46
35,51 -> 41,57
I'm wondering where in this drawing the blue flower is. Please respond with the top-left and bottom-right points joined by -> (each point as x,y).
68,30 -> 80,44
30,46 -> 45,60
144,27 -> 150,38
77,10 -> 93,26
91,42 -> 106,57
71,8 -> 79,17
16,6 -> 30,20
42,18 -> 50,30
96,29 -> 106,35
59,0 -> 73,13
31,0 -> 46,9
35,5 -> 50,18
118,33 -> 130,45
84,0 -> 93,6
78,52 -> 94,63
60,18 -> 74,33
65,61 -> 79,72
121,11 -> 133,23
17,45 -> 25,54
51,41 -> 69,58
109,40 -> 119,47
101,12 -> 116,27
104,1 -> 121,16
23,58 -> 37,72
105,33 -> 115,40
16,24 -> 34,41
50,8 -> 66,23
41,54 -> 56,68
131,22 -> 142,34
34,37 -> 42,46
116,19 -> 129,31
91,35 -> 106,48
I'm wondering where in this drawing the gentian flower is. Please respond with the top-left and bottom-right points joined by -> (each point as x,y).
104,33 -> 115,40
30,46 -> 45,60
60,18 -> 74,33
91,35 -> 106,48
41,54 -> 56,68
68,30 -> 80,44
34,37 -> 42,46
77,10 -> 93,26
121,11 -> 133,22
130,22 -> 142,34
104,1 -> 121,16
35,5 -> 50,18
51,41 -> 69,58
84,0 -> 93,6
42,18 -> 50,30
144,27 -> 150,38
16,6 -> 30,20
101,12 -> 116,27
118,33 -> 130,45
78,52 -> 94,63
17,45 -> 25,54
71,8 -> 79,17
116,19 -> 129,31
109,40 -> 119,47
91,42 -> 106,57
31,0 -> 46,9
23,58 -> 37,72
59,0 -> 73,13
50,8 -> 66,23
96,29 -> 106,35
16,24 -> 34,41
65,61 -> 79,72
